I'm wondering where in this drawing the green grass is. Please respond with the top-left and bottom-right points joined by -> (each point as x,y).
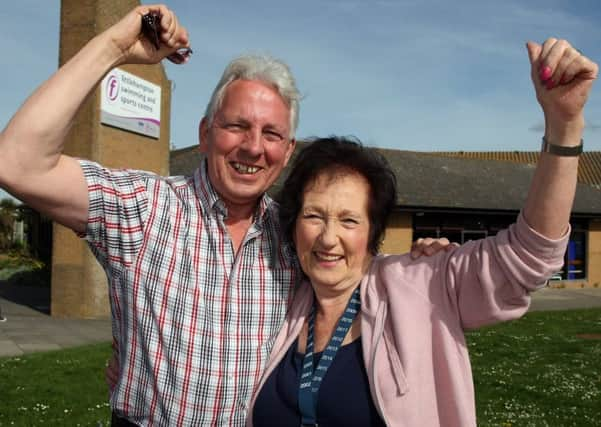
0,343 -> 112,426
468,308 -> 601,427
0,309 -> 599,426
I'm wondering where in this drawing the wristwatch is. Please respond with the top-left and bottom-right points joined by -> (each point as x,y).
541,137 -> 583,156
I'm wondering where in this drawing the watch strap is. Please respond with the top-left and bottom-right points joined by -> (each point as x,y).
541,137 -> 583,156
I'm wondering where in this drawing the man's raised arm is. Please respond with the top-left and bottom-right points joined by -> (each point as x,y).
0,4 -> 189,233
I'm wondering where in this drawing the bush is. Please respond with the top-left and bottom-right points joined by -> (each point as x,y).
0,253 -> 49,286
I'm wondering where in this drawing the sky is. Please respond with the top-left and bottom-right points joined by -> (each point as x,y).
1,0 -> 601,200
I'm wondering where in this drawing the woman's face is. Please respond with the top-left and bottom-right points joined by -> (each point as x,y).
294,170 -> 372,294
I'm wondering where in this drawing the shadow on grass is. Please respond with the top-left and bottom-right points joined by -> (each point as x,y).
0,267 -> 50,314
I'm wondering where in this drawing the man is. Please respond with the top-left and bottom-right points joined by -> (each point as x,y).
0,5 -> 450,425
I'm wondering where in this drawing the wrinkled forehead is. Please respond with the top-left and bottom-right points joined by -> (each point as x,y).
302,167 -> 371,199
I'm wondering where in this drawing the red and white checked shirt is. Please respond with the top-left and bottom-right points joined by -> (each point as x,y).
80,159 -> 299,426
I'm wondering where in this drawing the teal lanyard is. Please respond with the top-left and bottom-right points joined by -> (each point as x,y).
297,286 -> 361,426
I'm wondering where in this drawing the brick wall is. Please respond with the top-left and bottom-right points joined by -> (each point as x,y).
52,0 -> 171,318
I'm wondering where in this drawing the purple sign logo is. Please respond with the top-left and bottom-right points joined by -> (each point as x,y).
106,75 -> 119,101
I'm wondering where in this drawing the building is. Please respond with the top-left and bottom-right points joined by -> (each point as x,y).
21,142 -> 601,319
171,144 -> 601,288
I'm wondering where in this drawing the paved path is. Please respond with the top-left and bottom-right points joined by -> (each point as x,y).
1,287 -> 601,359
0,293 -> 111,358
529,286 -> 601,311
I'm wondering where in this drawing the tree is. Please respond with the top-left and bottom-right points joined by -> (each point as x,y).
0,198 -> 18,251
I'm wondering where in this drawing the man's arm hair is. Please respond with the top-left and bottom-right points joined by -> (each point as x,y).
0,32 -> 123,233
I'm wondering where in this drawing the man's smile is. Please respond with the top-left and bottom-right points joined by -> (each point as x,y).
231,161 -> 261,175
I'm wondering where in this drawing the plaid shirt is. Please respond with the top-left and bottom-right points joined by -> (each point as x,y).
80,159 -> 299,426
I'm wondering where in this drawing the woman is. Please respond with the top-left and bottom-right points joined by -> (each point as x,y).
248,39 -> 597,426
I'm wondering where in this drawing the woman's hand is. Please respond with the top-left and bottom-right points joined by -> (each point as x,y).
410,237 -> 459,259
527,39 -> 598,136
104,4 -> 191,66
522,38 -> 596,239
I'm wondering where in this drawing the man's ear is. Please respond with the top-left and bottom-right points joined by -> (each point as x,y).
199,117 -> 209,153
283,138 -> 296,166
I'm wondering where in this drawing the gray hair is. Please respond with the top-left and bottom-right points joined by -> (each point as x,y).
204,54 -> 301,139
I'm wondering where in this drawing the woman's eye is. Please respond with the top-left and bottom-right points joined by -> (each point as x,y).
303,214 -> 322,221
342,218 -> 359,225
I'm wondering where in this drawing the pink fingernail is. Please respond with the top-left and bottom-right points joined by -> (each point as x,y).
540,66 -> 552,81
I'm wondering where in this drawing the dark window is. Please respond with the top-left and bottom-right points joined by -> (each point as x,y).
439,230 -> 462,244
413,212 -> 588,282
413,212 -> 514,245
461,230 -> 487,243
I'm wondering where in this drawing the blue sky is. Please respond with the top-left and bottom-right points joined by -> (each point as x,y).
1,1 -> 601,200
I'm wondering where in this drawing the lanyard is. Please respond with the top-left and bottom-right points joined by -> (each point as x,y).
297,286 -> 361,427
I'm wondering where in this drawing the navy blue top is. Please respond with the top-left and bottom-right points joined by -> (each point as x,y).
252,337 -> 386,426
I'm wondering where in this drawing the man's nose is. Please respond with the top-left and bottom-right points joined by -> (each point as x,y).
240,129 -> 264,156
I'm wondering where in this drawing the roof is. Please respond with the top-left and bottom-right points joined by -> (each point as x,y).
170,145 -> 203,177
429,151 -> 601,188
379,148 -> 601,215
170,144 -> 601,216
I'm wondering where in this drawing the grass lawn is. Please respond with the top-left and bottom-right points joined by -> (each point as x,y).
0,308 -> 599,426
0,343 -> 112,426
468,308 -> 601,427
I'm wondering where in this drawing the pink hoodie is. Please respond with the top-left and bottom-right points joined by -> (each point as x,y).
246,214 -> 568,426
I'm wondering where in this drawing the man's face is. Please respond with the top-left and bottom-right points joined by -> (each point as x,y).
200,79 -> 296,211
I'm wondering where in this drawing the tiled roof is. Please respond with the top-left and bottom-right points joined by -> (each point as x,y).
170,144 -> 601,215
428,151 -> 601,188
366,147 -> 601,215
170,145 -> 202,177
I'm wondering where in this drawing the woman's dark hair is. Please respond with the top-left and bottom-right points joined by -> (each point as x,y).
277,136 -> 397,255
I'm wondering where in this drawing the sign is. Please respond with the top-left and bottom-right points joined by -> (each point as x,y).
100,68 -> 162,139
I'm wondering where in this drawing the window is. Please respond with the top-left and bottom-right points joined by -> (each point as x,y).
551,230 -> 587,281
461,230 -> 487,242
413,212 -> 512,245
413,212 -> 589,282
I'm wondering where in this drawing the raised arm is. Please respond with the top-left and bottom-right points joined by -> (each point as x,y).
0,4 -> 190,233
523,39 -> 598,238
426,39 -> 597,329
